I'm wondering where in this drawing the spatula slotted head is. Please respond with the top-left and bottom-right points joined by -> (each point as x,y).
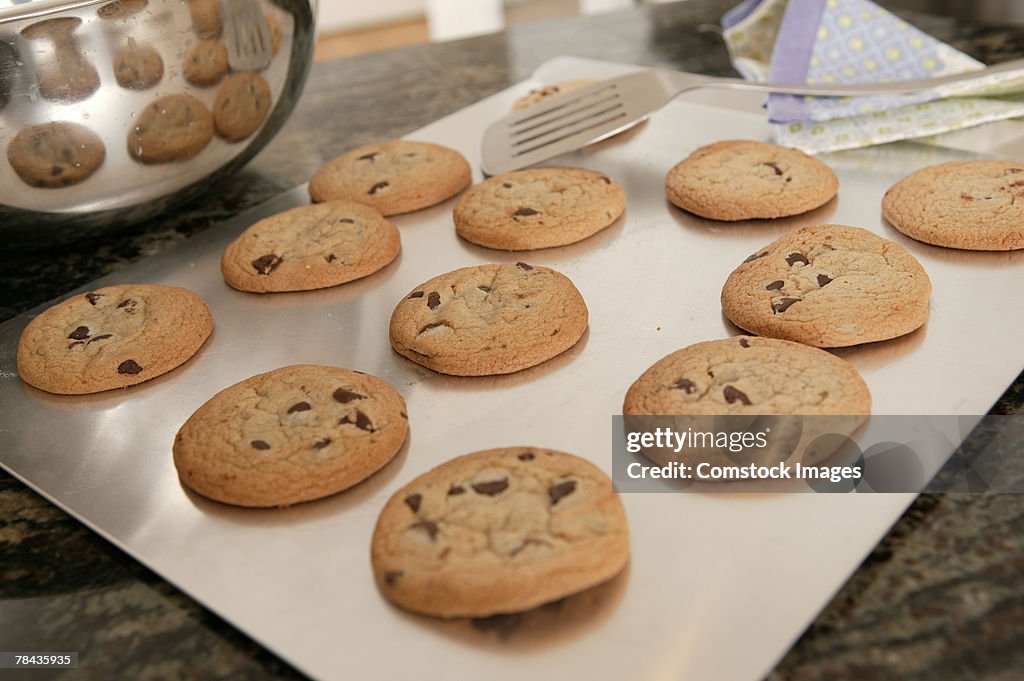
224,0 -> 273,72
481,71 -> 671,175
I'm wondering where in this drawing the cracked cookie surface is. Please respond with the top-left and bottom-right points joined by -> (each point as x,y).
883,160 -> 1024,251
309,140 -> 471,216
17,284 -> 213,394
454,167 -> 625,251
666,140 -> 838,221
721,224 -> 931,347
624,337 -> 870,416
173,365 -> 408,507
389,262 -> 588,376
221,201 -> 400,292
371,446 -> 629,618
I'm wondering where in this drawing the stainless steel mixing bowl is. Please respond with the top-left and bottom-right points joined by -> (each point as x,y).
0,0 -> 315,232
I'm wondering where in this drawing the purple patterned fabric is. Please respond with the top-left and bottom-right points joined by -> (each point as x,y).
767,0 -> 828,122
722,0 -> 764,29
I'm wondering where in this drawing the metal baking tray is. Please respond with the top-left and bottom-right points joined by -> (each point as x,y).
2,57 -> 1023,681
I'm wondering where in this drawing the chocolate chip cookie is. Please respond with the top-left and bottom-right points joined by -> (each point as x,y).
97,0 -> 148,20
221,201 -> 401,293
371,446 -> 629,618
721,224 -> 931,347
128,94 -> 214,163
453,167 -> 625,251
173,365 -> 408,508
7,122 -> 105,188
389,262 -> 589,376
624,337 -> 870,469
309,140 -> 472,216
511,79 -> 596,111
624,337 -> 871,416
666,140 -> 838,221
183,39 -> 228,87
17,284 -> 213,395
188,0 -> 221,38
213,72 -> 272,142
113,40 -> 163,89
883,160 -> 1024,251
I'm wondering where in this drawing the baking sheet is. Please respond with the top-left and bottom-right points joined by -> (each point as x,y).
2,56 -> 1023,681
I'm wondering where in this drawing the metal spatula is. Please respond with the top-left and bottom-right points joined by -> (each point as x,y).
223,0 -> 272,71
481,59 -> 1024,175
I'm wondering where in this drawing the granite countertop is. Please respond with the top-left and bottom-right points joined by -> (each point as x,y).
2,1 -> 1023,679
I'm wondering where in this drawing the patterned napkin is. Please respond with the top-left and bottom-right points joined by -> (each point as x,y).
722,0 -> 1024,153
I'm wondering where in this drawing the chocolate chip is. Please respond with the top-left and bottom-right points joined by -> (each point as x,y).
51,165 -> 63,176
786,252 -> 809,266
763,161 -> 783,176
313,438 -> 331,449
332,387 -> 365,403
765,280 -> 785,290
472,478 -> 509,496
405,494 -> 422,512
549,480 -> 576,505
447,485 -> 465,496
85,292 -> 102,305
88,334 -> 112,344
502,182 -> 512,188
357,152 -> 379,161
287,401 -> 311,414
517,452 -> 535,461
67,326 -> 90,340
339,218 -> 355,224
599,176 -> 612,184
961,193 -> 974,201
516,262 -> 533,271
368,181 -> 389,195
252,254 -> 282,275
513,207 -> 539,217
325,253 -> 337,263
817,274 -> 833,287
339,409 -> 374,432
478,285 -> 491,293
673,378 -> 696,393
1006,168 -> 1023,174
117,299 -> 135,308
739,338 -> 750,348
418,321 -> 450,334
427,292 -> 441,309
743,252 -> 767,263
383,570 -> 402,586
251,439 -> 270,450
117,359 -> 142,374
410,520 -> 438,541
408,291 -> 424,299
723,385 -> 751,405
772,297 -> 800,314
400,411 -> 408,419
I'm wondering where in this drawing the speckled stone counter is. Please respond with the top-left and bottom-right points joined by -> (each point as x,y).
2,2 -> 1023,679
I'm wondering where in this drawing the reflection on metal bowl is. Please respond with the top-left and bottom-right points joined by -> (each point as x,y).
0,0 -> 315,236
